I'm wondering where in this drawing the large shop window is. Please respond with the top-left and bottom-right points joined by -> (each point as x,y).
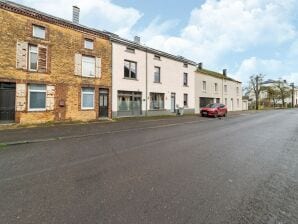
124,60 -> 137,79
81,87 -> 95,110
82,56 -> 96,77
28,84 -> 46,111
150,93 -> 165,110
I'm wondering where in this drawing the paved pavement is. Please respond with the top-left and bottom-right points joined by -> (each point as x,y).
0,109 -> 297,223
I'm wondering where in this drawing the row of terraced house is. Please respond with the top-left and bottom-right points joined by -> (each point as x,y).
0,1 -> 244,124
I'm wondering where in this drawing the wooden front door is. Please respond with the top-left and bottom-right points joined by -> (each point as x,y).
99,89 -> 109,118
0,82 -> 16,123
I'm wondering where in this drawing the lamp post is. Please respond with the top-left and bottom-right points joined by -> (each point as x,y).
290,83 -> 295,108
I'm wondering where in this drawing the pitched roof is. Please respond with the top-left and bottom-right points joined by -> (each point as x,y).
196,68 -> 241,83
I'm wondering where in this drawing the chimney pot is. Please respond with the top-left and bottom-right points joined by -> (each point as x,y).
72,6 -> 80,24
198,62 -> 203,70
223,69 -> 227,76
134,36 -> 140,44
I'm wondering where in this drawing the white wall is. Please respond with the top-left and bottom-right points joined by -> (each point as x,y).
112,41 -> 196,116
195,72 -> 243,113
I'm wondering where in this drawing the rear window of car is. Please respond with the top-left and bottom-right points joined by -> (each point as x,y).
206,104 -> 217,108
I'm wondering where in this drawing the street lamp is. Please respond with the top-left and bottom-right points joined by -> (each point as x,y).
290,83 -> 295,108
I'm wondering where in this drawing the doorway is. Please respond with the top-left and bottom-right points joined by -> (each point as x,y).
99,89 -> 109,118
0,82 -> 16,123
171,93 -> 176,113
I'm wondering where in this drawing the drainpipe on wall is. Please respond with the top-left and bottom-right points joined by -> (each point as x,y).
110,40 -> 113,118
145,49 -> 148,116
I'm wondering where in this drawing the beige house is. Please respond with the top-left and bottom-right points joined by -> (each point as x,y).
195,64 -> 242,113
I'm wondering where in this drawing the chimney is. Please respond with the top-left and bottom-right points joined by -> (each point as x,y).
223,69 -> 227,77
72,6 -> 80,24
134,36 -> 140,44
198,62 -> 203,70
283,80 -> 287,84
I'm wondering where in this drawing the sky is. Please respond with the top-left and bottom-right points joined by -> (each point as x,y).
13,0 -> 298,86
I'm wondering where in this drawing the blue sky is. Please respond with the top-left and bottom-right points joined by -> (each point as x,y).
13,0 -> 298,86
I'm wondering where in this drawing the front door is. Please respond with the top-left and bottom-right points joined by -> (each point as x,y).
171,93 -> 176,113
0,82 -> 16,123
99,89 -> 109,118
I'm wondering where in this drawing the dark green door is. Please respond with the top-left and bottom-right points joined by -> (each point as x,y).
0,82 -> 16,123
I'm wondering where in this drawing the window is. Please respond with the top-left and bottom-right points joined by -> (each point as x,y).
84,39 -> 94,50
183,63 -> 188,68
29,45 -> 38,71
184,94 -> 188,107
215,83 -> 218,92
150,93 -> 164,110
81,87 -> 95,109
32,25 -> 45,39
82,56 -> 96,77
203,81 -> 207,91
224,85 -> 228,93
225,98 -> 227,105
28,84 -> 46,111
124,60 -> 137,79
154,55 -> 161,60
154,66 -> 161,83
183,73 -> 188,86
237,99 -> 240,108
126,47 -> 135,53
236,87 -> 239,95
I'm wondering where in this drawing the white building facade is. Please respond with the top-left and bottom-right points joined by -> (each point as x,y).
112,37 -> 197,117
194,67 -> 243,113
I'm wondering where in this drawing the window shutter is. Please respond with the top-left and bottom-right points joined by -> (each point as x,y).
74,53 -> 82,76
38,45 -> 47,73
16,41 -> 28,69
95,57 -> 102,78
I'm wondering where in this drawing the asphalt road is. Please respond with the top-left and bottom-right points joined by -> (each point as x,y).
0,110 -> 297,224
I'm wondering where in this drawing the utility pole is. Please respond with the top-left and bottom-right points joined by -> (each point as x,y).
290,83 -> 295,108
256,76 -> 259,110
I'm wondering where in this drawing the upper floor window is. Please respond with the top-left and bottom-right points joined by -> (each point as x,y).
203,81 -> 207,91
82,56 -> 96,77
84,39 -> 94,50
224,85 -> 228,93
126,47 -> 135,53
154,55 -> 161,60
215,83 -> 218,92
183,63 -> 188,68
184,94 -> 188,107
154,66 -> 161,83
183,73 -> 188,86
29,45 -> 38,71
236,87 -> 239,95
124,60 -> 137,79
32,25 -> 45,39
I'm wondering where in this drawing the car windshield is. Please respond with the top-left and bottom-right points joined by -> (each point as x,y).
205,104 -> 218,108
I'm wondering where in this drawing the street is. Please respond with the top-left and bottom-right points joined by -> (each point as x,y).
0,110 -> 297,224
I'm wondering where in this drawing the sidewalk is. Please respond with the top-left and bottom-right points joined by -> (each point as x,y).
0,110 -> 261,144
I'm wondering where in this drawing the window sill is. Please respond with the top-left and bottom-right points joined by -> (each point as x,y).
149,109 -> 166,111
183,85 -> 189,87
81,108 -> 95,111
28,109 -> 46,112
153,82 -> 162,84
125,50 -> 135,54
123,77 -> 138,81
82,75 -> 96,79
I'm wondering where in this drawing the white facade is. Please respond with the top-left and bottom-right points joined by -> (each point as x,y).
195,70 -> 243,113
112,41 -> 197,117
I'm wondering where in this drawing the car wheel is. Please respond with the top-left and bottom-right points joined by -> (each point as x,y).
214,112 -> 218,118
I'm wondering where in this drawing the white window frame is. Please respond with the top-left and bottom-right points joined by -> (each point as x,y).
154,66 -> 161,83
84,39 -> 94,50
28,84 -> 47,112
32,25 -> 46,39
81,88 -> 95,110
28,45 -> 38,72
81,56 -> 96,77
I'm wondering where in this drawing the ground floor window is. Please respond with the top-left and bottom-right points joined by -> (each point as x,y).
28,84 -> 46,111
81,87 -> 95,110
150,93 -> 164,110
237,99 -> 240,108
184,94 -> 188,107
117,91 -> 142,116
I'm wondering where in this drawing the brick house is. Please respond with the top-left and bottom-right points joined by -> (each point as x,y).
0,1 -> 112,124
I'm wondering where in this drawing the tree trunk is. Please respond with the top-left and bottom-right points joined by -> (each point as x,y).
256,94 -> 259,110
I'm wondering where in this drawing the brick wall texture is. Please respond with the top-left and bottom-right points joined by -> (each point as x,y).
0,7 -> 112,124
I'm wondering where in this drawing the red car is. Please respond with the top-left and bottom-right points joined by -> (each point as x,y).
200,103 -> 227,117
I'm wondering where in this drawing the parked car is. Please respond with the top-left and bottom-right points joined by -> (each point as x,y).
200,103 -> 227,117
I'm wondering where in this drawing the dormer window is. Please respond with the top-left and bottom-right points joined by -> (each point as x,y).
183,63 -> 188,68
154,55 -> 161,60
84,39 -> 94,50
32,25 -> 45,39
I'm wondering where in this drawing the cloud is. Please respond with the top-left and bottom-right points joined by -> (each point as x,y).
13,0 -> 142,36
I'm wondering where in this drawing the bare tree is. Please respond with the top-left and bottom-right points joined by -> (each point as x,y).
274,80 -> 291,108
249,74 -> 265,110
265,86 -> 279,108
